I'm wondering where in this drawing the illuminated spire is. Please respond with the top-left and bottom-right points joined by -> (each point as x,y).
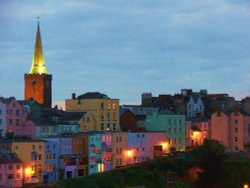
29,18 -> 48,74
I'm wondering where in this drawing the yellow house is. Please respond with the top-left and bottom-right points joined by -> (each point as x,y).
66,92 -> 120,132
11,140 -> 45,184
112,132 -> 128,169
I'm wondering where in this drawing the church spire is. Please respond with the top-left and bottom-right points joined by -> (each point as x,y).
29,18 -> 48,74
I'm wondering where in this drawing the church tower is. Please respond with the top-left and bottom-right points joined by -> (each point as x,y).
24,19 -> 52,108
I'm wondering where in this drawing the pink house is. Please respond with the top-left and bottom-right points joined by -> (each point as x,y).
211,107 -> 250,152
0,153 -> 23,188
2,97 -> 36,139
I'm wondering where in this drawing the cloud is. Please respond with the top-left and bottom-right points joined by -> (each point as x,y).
1,0 -> 250,104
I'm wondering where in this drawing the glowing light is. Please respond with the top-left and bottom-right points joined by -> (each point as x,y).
98,164 -> 104,172
127,150 -> 133,157
244,184 -> 249,188
25,167 -> 35,176
193,132 -> 199,137
161,142 -> 168,149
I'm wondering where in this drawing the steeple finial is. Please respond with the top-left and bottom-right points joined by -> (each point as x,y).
29,18 -> 48,74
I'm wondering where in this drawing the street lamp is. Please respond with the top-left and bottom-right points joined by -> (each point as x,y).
244,184 -> 249,188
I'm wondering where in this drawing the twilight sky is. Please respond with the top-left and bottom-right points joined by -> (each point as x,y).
1,0 -> 250,106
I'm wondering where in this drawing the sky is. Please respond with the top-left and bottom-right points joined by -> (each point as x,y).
1,0 -> 250,106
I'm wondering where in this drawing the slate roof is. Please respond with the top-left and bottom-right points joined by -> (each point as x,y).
0,97 -> 15,104
0,153 -> 22,164
77,92 -> 109,99
61,111 -> 86,121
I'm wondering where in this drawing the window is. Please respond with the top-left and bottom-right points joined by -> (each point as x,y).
16,173 -> 21,180
7,174 -> 14,180
113,104 -> 116,110
8,164 -> 13,170
39,145 -> 42,150
179,138 -> 182,144
107,123 -> 110,129
168,119 -> 171,125
179,128 -> 182,133
174,128 -> 176,134
119,158 -> 122,165
119,136 -> 122,142
16,119 -> 20,126
168,128 -> 171,134
32,145 -> 35,150
174,119 -> 176,125
235,147 -> 238,151
101,123 -> 104,131
107,112 -> 110,120
179,119 -> 182,125
113,123 -> 116,131
119,148 -> 122,154
235,137 -> 238,142
234,119 -> 238,125
16,164 -> 21,170
16,110 -> 19,116
235,127 -> 238,133
101,103 -> 104,110
173,138 -> 176,144
38,154 -> 42,160
9,119 -> 13,125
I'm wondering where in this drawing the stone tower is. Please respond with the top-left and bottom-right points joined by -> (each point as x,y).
24,19 -> 52,108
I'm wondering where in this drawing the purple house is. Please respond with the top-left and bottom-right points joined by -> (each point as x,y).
101,132 -> 112,171
0,153 -> 23,188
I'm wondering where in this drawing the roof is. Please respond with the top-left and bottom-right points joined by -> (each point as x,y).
77,92 -> 109,99
0,153 -> 22,164
61,111 -> 86,121
0,97 -> 15,104
191,126 -> 201,132
29,20 -> 48,74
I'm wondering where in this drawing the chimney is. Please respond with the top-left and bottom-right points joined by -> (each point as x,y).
72,93 -> 76,99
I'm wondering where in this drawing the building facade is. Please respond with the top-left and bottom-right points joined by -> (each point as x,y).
66,92 -> 120,131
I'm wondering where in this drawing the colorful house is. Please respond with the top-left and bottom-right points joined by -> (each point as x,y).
112,132 -> 128,169
0,99 -> 7,137
0,97 -> 36,139
11,140 -> 45,184
211,108 -> 250,152
112,131 -> 168,169
186,118 -> 210,148
0,153 -> 23,188
101,132 -> 112,171
66,92 -> 120,131
120,109 -> 138,131
146,112 -> 186,151
88,133 -> 102,175
43,139 -> 60,184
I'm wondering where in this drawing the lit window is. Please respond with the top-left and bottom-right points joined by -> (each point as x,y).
16,173 -> 21,180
